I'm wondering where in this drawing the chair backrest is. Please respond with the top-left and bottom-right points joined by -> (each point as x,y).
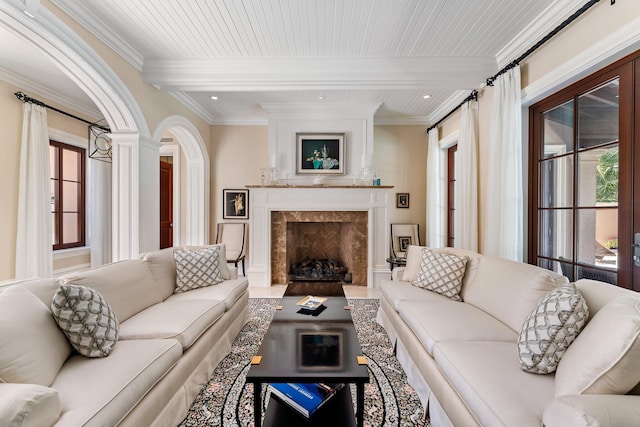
390,223 -> 420,258
215,223 -> 247,259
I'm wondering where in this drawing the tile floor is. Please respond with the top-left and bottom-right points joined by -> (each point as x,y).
248,284 -> 380,299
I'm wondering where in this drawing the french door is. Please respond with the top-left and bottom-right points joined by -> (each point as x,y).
529,51 -> 640,291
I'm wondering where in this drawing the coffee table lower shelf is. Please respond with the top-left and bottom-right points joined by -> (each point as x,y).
263,387 -> 355,427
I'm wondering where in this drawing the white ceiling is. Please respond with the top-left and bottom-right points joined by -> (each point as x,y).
2,0 -> 585,125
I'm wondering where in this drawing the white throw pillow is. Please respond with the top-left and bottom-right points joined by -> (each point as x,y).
174,246 -> 223,293
0,383 -> 61,427
518,283 -> 588,374
411,248 -> 468,301
0,286 -> 71,386
555,296 -> 640,396
51,285 -> 119,358
401,245 -> 425,282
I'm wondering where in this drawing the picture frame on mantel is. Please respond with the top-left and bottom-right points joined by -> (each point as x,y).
223,189 -> 249,219
296,133 -> 345,175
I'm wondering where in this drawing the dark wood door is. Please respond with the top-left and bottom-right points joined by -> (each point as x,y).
159,160 -> 173,249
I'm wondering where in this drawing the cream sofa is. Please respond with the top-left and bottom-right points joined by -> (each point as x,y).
377,245 -> 640,427
0,245 -> 248,427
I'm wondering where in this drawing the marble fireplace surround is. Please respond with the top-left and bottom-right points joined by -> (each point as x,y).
247,186 -> 392,287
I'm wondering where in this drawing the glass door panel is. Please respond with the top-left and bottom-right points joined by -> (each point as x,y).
543,100 -> 574,158
540,156 -> 574,208
578,80 -> 619,149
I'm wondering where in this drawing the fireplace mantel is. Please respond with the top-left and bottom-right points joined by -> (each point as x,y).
246,186 -> 393,287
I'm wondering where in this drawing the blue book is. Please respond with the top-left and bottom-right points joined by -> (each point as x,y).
269,383 -> 344,418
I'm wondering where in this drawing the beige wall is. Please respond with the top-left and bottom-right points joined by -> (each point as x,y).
374,125 -> 428,245
436,1 -> 637,255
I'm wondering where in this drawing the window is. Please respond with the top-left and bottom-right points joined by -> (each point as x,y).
447,144 -> 458,247
50,140 -> 86,250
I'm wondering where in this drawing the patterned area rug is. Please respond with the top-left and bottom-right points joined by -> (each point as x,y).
180,298 -> 428,427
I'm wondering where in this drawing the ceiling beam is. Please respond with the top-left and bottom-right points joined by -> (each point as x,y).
142,56 -> 497,92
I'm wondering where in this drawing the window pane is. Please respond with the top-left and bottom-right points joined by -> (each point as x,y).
49,146 -> 58,178
578,79 -> 619,149
62,149 -> 80,181
52,214 -> 58,245
50,179 -> 57,212
539,209 -> 573,260
577,145 -> 618,206
538,258 -> 569,278
576,208 -> 618,269
62,213 -> 79,244
543,100 -> 574,159
540,156 -> 573,208
62,181 -> 80,212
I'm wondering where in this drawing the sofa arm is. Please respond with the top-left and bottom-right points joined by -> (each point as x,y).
543,394 -> 640,427
0,383 -> 62,427
391,267 -> 405,281
228,265 -> 238,280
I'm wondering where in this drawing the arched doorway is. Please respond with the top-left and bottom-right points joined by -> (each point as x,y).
154,116 -> 210,246
0,2 -> 150,261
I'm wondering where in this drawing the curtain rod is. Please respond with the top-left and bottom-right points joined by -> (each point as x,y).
14,91 -> 110,132
426,90 -> 477,133
427,0 -> 602,133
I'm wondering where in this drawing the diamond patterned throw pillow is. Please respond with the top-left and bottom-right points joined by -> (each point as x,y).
411,248 -> 468,301
518,283 -> 588,374
174,246 -> 223,293
51,285 -> 119,358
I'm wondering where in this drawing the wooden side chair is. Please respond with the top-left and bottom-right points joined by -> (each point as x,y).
215,223 -> 247,276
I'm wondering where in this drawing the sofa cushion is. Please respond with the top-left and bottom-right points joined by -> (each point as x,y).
461,255 -> 568,332
518,283 -> 589,374
166,277 -> 249,311
555,296 -> 640,396
5,278 -> 60,307
61,259 -> 162,322
51,339 -> 181,427
119,299 -> 225,349
575,279 -> 639,322
174,246 -> 223,293
434,341 -> 556,427
412,248 -> 467,301
0,286 -> 71,386
140,244 -> 232,300
380,279 -> 447,312
51,285 -> 119,358
398,299 -> 517,356
401,245 -> 481,287
0,383 -> 61,427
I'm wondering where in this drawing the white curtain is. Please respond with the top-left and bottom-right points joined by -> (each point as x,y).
15,103 -> 52,279
426,128 -> 445,247
89,160 -> 112,267
454,100 -> 479,252
485,66 -> 523,261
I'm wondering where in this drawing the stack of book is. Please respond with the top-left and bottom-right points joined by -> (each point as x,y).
296,295 -> 328,311
269,382 -> 344,418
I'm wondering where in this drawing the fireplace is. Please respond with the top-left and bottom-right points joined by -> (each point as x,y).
246,186 -> 391,287
271,211 -> 368,285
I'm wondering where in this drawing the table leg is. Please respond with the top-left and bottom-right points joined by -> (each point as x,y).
356,382 -> 364,427
253,382 -> 262,427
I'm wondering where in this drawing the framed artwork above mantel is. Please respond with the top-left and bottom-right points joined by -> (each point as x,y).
296,133 -> 345,175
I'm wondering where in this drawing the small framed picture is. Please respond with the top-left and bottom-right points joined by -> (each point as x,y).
223,189 -> 249,219
396,193 -> 410,208
399,236 -> 412,252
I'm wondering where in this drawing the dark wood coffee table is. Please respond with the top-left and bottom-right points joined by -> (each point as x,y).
246,296 -> 369,427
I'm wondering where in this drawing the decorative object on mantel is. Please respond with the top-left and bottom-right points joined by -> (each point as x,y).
312,175 -> 325,186
296,133 -> 344,175
397,193 -> 410,208
222,189 -> 249,219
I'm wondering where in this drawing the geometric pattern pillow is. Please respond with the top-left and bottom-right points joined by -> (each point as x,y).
411,248 -> 468,301
50,285 -> 119,358
517,283 -> 588,374
173,246 -> 222,293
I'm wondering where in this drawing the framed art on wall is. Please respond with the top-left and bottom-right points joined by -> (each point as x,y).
223,189 -> 249,219
296,133 -> 345,175
396,193 -> 410,208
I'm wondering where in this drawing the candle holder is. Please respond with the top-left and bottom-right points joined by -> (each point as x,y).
269,167 -> 279,185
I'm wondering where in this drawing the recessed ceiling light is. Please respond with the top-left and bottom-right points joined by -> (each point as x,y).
23,10 -> 35,17
210,95 -> 218,100
318,95 -> 325,100
423,94 -> 431,99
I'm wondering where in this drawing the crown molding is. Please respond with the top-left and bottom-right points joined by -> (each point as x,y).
260,102 -> 382,118
0,66 -> 102,120
496,0 -> 586,68
143,56 -> 496,91
374,116 -> 430,126
50,0 -> 144,71
425,90 -> 473,126
168,91 -> 216,124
